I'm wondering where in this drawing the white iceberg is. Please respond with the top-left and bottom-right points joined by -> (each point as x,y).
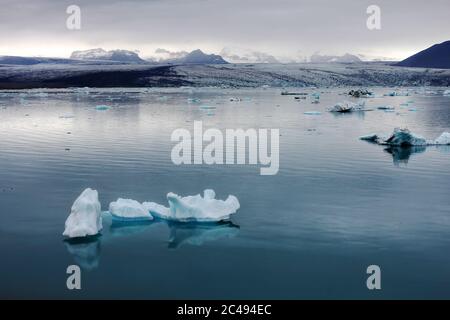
328,101 -> 365,113
109,198 -> 153,221
143,189 -> 240,222
63,188 -> 103,238
434,132 -> 450,145
360,128 -> 450,146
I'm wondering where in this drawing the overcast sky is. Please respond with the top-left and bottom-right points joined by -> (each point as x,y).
0,0 -> 449,60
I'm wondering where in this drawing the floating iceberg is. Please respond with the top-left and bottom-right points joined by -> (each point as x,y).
187,98 -> 201,103
63,188 -> 103,238
328,101 -> 365,113
360,128 -> 450,146
384,91 -> 409,97
376,105 -> 395,111
443,90 -> 450,96
143,189 -> 240,222
348,89 -> 373,98
109,198 -> 154,221
434,132 -> 450,145
383,128 -> 427,146
95,105 -> 110,111
304,111 -> 321,115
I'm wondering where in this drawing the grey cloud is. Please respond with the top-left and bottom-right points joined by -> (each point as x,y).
0,0 -> 449,60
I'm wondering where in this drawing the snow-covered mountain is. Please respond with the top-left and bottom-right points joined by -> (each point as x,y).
70,48 -> 146,63
166,49 -> 228,64
310,53 -> 362,63
220,47 -> 279,64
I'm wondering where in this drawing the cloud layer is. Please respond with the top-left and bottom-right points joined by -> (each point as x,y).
0,0 -> 449,60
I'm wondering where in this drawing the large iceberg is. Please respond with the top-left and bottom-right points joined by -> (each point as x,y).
109,198 -> 154,221
63,188 -> 103,238
143,189 -> 240,222
360,128 -> 450,146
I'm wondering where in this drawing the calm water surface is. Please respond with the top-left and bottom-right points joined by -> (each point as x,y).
0,87 -> 449,299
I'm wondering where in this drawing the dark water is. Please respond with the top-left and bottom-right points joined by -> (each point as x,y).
0,87 -> 449,299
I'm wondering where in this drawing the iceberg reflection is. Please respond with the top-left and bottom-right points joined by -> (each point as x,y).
64,235 -> 101,271
64,215 -> 240,269
166,221 -> 240,249
384,145 -> 426,165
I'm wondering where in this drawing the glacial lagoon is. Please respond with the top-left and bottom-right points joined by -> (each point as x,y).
0,87 -> 450,299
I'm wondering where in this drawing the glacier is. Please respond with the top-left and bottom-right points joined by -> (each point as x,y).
63,188 -> 103,238
143,189 -> 240,222
108,198 -> 154,221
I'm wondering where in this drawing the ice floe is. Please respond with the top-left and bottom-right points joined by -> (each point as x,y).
95,105 -> 110,111
376,105 -> 395,111
143,189 -> 240,222
384,91 -> 409,97
304,111 -> 321,115
360,128 -> 450,146
108,198 -> 154,221
63,188 -> 103,238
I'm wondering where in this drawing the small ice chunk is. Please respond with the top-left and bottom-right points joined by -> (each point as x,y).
199,105 -> 216,110
348,89 -> 373,98
359,133 -> 380,142
143,189 -> 240,222
329,101 -> 365,113
377,105 -> 394,110
95,105 -> 110,111
304,111 -> 321,115
434,132 -> 450,145
109,198 -> 153,221
63,188 -> 102,238
187,98 -> 201,103
384,91 -> 409,97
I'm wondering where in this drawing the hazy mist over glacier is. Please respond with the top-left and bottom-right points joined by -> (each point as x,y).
0,0 -> 449,61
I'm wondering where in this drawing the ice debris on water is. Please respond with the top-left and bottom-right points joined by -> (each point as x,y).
143,189 -> 240,222
187,98 -> 201,103
328,101 -> 366,113
377,105 -> 395,111
384,91 -> 409,97
63,188 -> 102,238
360,128 -> 450,146
304,111 -> 321,115
95,105 -> 110,111
63,188 -> 240,238
348,89 -> 373,98
108,198 -> 153,221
